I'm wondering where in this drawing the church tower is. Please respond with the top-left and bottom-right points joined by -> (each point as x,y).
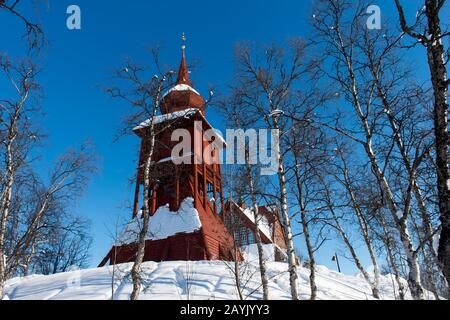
99,36 -> 238,266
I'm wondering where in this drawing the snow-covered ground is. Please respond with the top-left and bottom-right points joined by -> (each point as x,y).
4,247 -> 434,300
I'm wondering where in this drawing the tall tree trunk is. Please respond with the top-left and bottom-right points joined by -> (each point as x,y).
425,1 -> 450,295
332,19 -> 425,297
410,214 -> 441,300
245,148 -> 269,300
292,158 -> 317,300
339,160 -> 380,299
273,117 -> 299,300
130,134 -> 155,300
0,179 -> 13,299
130,87 -> 161,300
326,194 -> 380,299
367,47 -> 443,282
394,0 -> 450,296
233,229 -> 244,300
0,132 -> 17,300
233,251 -> 244,299
379,213 -> 406,300
228,176 -> 244,300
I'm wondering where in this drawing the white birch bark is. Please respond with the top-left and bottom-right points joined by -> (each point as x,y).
245,147 -> 269,300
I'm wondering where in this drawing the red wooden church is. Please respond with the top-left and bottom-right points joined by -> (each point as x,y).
99,42 -> 286,267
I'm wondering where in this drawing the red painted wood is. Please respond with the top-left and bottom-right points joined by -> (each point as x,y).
102,51 -> 245,266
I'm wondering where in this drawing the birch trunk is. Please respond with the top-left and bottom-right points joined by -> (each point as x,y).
410,215 -> 440,300
0,144 -> 14,299
425,2 -> 450,294
367,49 -> 441,270
245,147 -> 269,300
130,85 -> 162,300
0,92 -> 26,299
233,234 -> 244,300
292,158 -> 317,300
332,20 -> 424,298
273,117 -> 299,300
380,215 -> 406,300
326,194 -> 380,299
394,0 -> 450,295
340,164 -> 380,299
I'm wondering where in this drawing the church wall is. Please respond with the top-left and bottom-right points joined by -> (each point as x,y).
107,231 -> 208,265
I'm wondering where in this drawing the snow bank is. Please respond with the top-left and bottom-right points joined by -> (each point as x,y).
4,259 -> 436,300
117,197 -> 201,245
241,244 -> 285,263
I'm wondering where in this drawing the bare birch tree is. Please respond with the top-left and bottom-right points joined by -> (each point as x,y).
330,143 -> 381,298
0,55 -> 38,299
393,0 -> 450,296
0,0 -> 46,51
231,40 -> 313,300
4,145 -> 96,278
220,92 -> 270,300
286,123 -> 329,300
309,0 -> 439,298
105,48 -> 178,300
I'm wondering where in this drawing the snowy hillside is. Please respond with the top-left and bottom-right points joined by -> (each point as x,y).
3,252 -> 435,300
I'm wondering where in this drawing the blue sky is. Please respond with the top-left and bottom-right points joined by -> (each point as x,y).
0,0 -> 437,274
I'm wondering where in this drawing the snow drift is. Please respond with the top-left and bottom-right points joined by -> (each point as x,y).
4,248 -> 436,300
117,197 -> 202,245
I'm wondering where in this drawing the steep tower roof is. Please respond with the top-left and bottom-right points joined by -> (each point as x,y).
176,45 -> 192,86
160,34 -> 205,115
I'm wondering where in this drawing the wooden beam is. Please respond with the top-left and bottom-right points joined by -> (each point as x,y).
132,179 -> 140,218
212,163 -> 217,215
151,185 -> 157,215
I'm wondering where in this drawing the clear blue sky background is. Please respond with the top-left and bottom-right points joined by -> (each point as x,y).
0,0 -> 438,274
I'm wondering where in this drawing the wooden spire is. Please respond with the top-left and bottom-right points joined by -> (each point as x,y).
176,33 -> 192,86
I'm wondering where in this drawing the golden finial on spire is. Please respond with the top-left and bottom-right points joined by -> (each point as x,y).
181,32 -> 186,50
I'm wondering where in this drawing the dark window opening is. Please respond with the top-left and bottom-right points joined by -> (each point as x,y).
207,181 -> 214,201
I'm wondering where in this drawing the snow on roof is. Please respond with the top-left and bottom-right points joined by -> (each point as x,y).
117,197 -> 201,245
241,207 -> 272,241
133,108 -> 198,131
133,108 -> 226,145
162,84 -> 200,99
